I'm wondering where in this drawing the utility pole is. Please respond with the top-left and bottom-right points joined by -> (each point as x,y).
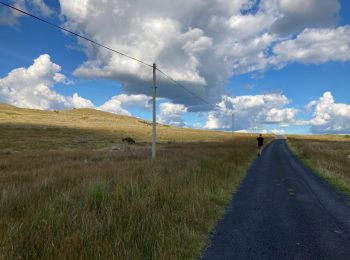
152,63 -> 157,160
231,112 -> 234,139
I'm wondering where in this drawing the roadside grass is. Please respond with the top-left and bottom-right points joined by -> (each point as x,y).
0,104 -> 271,258
0,138 -> 257,259
0,104 -> 265,259
287,136 -> 350,196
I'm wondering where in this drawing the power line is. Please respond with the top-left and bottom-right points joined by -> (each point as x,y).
0,1 -> 153,68
1,1 -> 237,159
1,1 -> 222,111
157,68 -> 227,112
156,67 -> 215,108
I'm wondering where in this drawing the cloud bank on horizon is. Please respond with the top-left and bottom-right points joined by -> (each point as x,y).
0,0 -> 349,133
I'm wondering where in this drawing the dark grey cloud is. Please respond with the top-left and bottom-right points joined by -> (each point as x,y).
271,0 -> 340,35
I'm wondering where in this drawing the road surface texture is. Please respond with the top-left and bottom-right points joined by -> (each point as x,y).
202,139 -> 350,260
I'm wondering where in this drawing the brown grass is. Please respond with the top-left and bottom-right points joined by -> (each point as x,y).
287,134 -> 350,142
0,138 -> 258,259
0,104 -> 267,259
287,136 -> 350,196
0,103 -> 245,145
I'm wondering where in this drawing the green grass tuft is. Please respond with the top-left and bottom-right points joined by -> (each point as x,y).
88,182 -> 107,212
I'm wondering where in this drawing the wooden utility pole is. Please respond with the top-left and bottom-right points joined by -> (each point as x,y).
152,63 -> 157,160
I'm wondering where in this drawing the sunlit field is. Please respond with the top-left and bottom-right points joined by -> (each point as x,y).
0,103 -> 237,147
0,104 -> 266,259
287,135 -> 350,196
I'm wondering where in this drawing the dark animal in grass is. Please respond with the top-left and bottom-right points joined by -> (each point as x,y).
122,137 -> 136,144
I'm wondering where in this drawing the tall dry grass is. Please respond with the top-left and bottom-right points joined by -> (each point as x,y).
288,137 -> 350,196
0,104 -> 242,144
0,126 -> 260,259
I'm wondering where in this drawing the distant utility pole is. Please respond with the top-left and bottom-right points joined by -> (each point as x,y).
231,113 -> 234,139
152,63 -> 157,160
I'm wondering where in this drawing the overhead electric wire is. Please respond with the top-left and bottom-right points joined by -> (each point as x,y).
156,67 -> 215,108
0,1 -> 153,68
1,1 -> 223,111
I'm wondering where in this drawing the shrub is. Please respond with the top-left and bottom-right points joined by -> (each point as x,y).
122,137 -> 136,144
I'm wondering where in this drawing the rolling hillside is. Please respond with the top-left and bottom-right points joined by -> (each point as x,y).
0,103 -> 238,151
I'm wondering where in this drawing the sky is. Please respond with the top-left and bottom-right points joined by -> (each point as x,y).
0,0 -> 349,134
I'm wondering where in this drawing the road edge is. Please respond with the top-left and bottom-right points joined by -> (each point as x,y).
286,139 -> 350,198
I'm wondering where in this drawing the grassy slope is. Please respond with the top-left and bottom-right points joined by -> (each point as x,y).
0,104 -> 265,259
0,103 -> 238,149
287,135 -> 350,196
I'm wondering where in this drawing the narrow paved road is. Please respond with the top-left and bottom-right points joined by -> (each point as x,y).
203,139 -> 350,260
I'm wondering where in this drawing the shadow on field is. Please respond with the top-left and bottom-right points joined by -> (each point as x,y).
0,123 -> 147,151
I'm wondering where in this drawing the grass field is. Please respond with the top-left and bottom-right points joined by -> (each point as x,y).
0,103 -> 237,147
0,104 -> 265,259
287,135 -> 350,196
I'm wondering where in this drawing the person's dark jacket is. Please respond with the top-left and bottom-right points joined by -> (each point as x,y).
257,137 -> 264,146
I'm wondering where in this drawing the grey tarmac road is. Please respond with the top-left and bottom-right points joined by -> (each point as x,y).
202,139 -> 350,260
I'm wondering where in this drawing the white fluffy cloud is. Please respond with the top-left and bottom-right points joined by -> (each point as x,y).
265,108 -> 296,123
0,54 -> 156,116
0,0 -> 53,25
0,54 -> 94,110
0,54 -> 184,120
158,102 -> 188,127
2,1 -> 350,134
205,93 -> 298,130
97,94 -> 151,116
270,26 -> 350,65
2,1 -> 347,109
68,93 -> 94,109
306,92 -> 350,133
56,0 -> 347,107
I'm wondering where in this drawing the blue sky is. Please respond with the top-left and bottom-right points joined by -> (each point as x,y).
0,0 -> 349,134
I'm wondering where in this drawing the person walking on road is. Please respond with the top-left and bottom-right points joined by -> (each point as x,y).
257,134 -> 264,156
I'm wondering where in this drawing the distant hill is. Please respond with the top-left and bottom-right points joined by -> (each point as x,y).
0,103 -> 237,143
